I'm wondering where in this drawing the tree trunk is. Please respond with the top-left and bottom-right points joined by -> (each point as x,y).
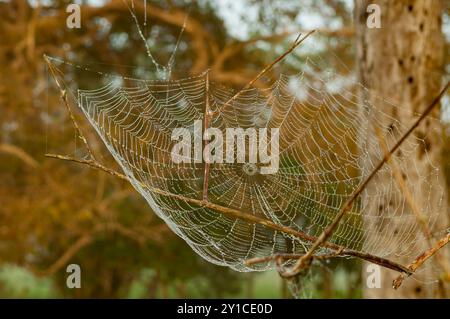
355,0 -> 449,298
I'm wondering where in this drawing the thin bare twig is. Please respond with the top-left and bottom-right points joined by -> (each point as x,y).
212,30 -> 316,116
393,232 -> 450,289
44,54 -> 96,160
45,153 -> 411,274
245,249 -> 343,267
202,70 -> 212,201
280,81 -> 450,278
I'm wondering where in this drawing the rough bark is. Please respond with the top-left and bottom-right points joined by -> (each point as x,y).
356,0 -> 449,298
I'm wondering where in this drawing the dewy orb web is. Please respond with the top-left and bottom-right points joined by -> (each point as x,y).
46,55 -> 445,274
44,0 -> 449,287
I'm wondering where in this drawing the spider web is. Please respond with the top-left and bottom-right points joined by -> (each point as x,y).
47,53 -> 445,273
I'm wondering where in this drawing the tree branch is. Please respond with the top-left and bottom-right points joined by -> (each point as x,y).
38,221 -> 169,276
40,233 -> 93,276
245,251 -> 342,267
45,153 -> 411,275
212,30 -> 316,116
211,28 -> 353,74
393,231 -> 450,289
0,143 -> 39,168
202,70 -> 212,201
44,54 -> 96,160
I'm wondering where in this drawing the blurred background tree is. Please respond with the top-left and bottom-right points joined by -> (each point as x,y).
356,0 -> 449,298
0,0 -> 447,298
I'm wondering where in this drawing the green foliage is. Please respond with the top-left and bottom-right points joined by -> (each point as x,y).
0,265 -> 59,298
